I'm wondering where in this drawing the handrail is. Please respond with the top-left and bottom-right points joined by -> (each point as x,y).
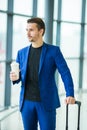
0,105 -> 18,112
0,108 -> 18,122
0,106 -> 19,130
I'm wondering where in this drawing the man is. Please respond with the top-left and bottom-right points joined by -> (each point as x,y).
10,17 -> 75,130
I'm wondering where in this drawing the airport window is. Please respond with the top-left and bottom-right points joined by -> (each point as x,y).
12,16 -> 30,59
0,13 -> 7,60
54,0 -> 58,20
13,0 -> 33,15
85,0 -> 87,23
83,59 -> 87,89
61,0 -> 82,22
60,23 -> 80,57
53,21 -> 57,45
0,13 -> 7,108
84,25 -> 87,57
83,25 -> 87,89
37,0 -> 45,18
0,63 -> 5,107
0,0 -> 7,10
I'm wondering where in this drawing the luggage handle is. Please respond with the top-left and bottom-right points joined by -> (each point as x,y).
66,101 -> 81,130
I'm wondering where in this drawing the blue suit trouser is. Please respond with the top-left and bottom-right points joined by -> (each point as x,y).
21,100 -> 56,130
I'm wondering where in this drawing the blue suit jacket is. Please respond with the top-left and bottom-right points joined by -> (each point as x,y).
14,43 -> 74,111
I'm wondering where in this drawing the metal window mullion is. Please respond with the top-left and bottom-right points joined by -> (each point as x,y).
56,0 -> 62,46
79,0 -> 86,89
4,0 -> 13,107
44,0 -> 54,44
33,0 -> 37,17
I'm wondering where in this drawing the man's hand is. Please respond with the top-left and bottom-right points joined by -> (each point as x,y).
65,96 -> 75,104
10,71 -> 19,81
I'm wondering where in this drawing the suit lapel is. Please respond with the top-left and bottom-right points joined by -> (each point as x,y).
23,45 -> 31,81
39,43 -> 47,74
24,46 -> 30,68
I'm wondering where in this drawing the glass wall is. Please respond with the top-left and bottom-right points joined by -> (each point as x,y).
12,16 -> 29,59
83,25 -> 87,89
60,23 -> 80,57
13,0 -> 33,15
53,0 -> 84,94
61,0 -> 82,22
85,0 -> 87,23
83,0 -> 87,89
0,0 -> 7,10
37,0 -> 45,18
0,13 -> 7,108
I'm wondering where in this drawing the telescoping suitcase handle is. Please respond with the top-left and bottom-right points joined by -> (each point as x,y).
66,101 -> 81,130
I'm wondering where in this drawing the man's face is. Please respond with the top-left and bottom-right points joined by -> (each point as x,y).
26,23 -> 43,42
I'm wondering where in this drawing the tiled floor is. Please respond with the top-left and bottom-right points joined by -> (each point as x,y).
0,91 -> 87,130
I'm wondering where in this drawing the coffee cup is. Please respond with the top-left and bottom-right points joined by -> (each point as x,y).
10,62 -> 19,79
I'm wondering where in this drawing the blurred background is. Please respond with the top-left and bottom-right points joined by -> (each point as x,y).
0,0 -> 87,130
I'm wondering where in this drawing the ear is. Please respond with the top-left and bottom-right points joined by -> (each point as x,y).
39,29 -> 44,36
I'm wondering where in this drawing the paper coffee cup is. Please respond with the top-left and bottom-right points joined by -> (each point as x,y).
10,62 -> 19,79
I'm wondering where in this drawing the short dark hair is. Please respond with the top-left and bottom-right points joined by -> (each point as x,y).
27,17 -> 45,36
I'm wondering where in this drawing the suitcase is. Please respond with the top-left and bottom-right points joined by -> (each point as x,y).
66,101 -> 81,130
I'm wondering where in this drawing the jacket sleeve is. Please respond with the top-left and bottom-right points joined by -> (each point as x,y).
55,47 -> 74,97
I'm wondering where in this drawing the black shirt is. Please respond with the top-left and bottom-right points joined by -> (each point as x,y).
25,45 -> 42,101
